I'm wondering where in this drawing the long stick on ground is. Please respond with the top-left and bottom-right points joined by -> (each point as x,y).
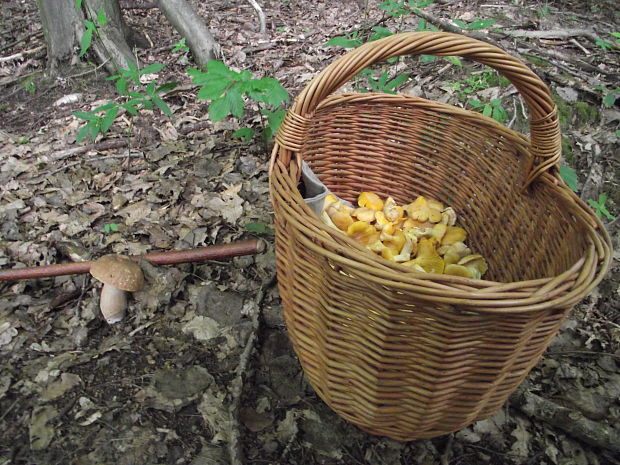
0,239 -> 264,281
510,387 -> 620,453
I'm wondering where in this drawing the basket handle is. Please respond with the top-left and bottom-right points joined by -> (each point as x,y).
282,31 -> 561,188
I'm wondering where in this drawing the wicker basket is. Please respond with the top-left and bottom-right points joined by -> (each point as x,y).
268,32 -> 612,441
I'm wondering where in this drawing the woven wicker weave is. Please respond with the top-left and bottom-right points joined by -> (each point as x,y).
268,32 -> 612,441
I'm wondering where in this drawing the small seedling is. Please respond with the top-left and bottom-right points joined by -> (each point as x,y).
74,61 -> 177,142
356,68 -> 409,94
468,98 -> 508,124
452,18 -> 496,30
587,194 -> 616,221
104,223 -> 120,233
244,222 -> 274,235
172,38 -> 190,53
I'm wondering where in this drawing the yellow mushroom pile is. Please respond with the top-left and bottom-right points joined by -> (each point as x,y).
321,192 -> 488,279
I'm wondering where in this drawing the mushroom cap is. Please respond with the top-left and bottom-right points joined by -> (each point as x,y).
89,254 -> 144,291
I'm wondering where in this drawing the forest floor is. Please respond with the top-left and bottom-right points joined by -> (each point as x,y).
0,0 -> 619,464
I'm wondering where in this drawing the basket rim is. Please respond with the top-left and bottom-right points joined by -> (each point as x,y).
269,156 -> 612,314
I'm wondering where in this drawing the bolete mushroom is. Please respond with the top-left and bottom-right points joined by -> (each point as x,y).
89,254 -> 144,324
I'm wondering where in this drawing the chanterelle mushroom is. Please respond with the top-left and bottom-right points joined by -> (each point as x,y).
89,254 -> 144,324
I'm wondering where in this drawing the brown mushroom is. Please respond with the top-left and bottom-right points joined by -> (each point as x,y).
89,255 -> 144,324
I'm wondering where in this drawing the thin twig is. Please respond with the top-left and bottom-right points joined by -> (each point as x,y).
66,58 -> 111,79
0,45 -> 46,63
247,0 -> 267,36
228,274 -> 276,465
0,29 -> 43,53
569,38 -> 591,56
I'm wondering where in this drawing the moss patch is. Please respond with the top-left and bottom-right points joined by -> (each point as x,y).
553,92 -> 599,130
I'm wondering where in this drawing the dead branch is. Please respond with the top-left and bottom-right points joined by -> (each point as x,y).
0,45 -> 46,63
247,0 -> 267,36
409,8 -> 616,78
0,240 -> 264,282
501,28 -> 602,43
510,387 -> 620,453
120,1 -> 157,9
0,29 -> 43,53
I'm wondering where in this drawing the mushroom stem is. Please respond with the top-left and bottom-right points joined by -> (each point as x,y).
99,284 -> 127,324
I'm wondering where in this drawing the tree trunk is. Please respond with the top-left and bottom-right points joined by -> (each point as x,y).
36,0 -> 82,75
157,0 -> 220,68
37,0 -> 143,75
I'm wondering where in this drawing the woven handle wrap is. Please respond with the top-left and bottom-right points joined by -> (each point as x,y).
276,31 -> 561,187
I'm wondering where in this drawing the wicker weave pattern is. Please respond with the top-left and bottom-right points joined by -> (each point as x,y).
269,32 -> 612,440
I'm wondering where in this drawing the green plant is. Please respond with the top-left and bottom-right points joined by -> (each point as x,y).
324,27 -> 394,49
468,98 -> 508,123
594,85 -> 619,108
356,69 -> 409,94
588,194 -> 616,220
559,164 -> 578,191
80,9 -> 108,57
188,60 -> 289,141
244,222 -> 273,235
23,76 -> 36,94
74,61 -> 176,142
378,0 -> 434,18
104,223 -> 120,233
452,18 -> 496,30
172,38 -> 190,53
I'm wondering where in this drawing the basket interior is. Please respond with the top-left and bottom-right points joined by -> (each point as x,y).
301,100 -> 588,283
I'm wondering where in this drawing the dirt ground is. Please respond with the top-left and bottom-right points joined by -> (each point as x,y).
0,0 -> 619,464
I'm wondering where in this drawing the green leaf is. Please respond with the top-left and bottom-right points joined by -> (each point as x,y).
232,127 -> 255,141
206,60 -> 240,80
248,78 -> 289,106
482,104 -> 493,117
602,90 -> 617,108
146,81 -> 157,96
369,27 -> 394,41
196,78 -> 231,100
208,96 -> 230,121
152,97 -> 172,116
262,109 -> 286,133
444,56 -> 462,67
492,105 -> 507,123
76,124 -> 92,143
420,55 -> 436,63
155,82 -> 178,94
452,18 -> 467,28
244,222 -> 273,235
96,10 -> 108,26
140,62 -> 165,75
115,77 -> 128,95
101,106 -> 119,133
79,25 -> 94,57
385,73 -> 409,90
121,102 -> 140,115
559,164 -> 578,191
73,111 -> 97,121
75,0 -> 83,9
324,36 -> 363,48
468,19 -> 495,30
104,223 -> 119,233
468,99 -> 483,108
225,87 -> 245,119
